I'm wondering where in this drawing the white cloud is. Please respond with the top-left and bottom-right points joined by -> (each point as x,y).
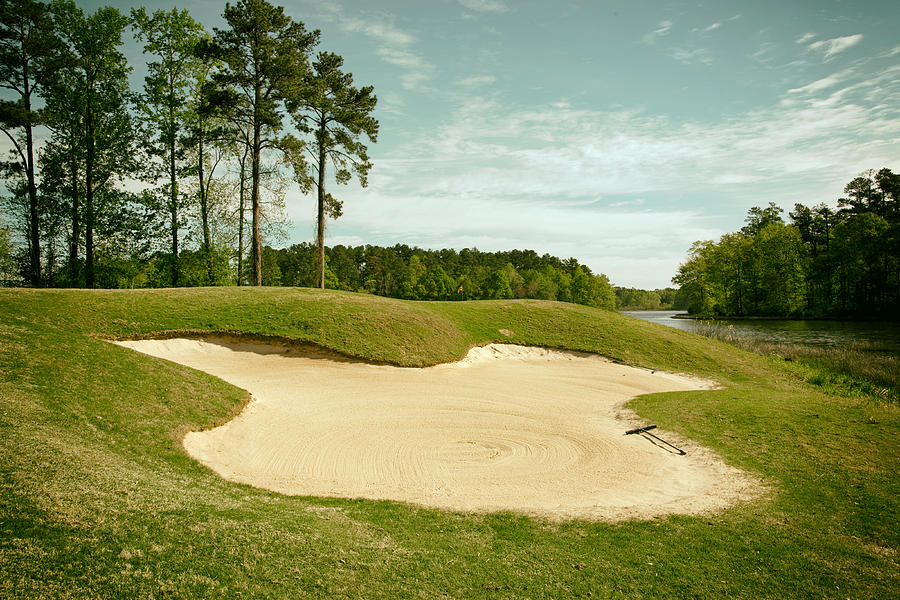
334,16 -> 434,90
375,46 -> 435,89
457,74 -> 497,87
377,91 -> 407,115
703,22 -> 721,32
458,0 -> 508,13
671,47 -> 713,65
752,42 -> 778,62
807,34 -> 864,59
608,199 -> 646,208
378,65 -> 899,206
642,20 -> 672,43
787,72 -> 850,95
795,32 -> 816,45
339,18 -> 415,46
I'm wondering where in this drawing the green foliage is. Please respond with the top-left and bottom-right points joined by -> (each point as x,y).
615,287 -> 684,310
485,266 -> 514,299
675,223 -> 806,317
0,0 -> 64,284
260,243 -> 619,308
288,50 -> 379,288
43,1 -> 136,289
291,51 -> 378,189
91,246 -> 148,289
751,223 -> 806,315
3,0 -> 383,294
183,248 -> 232,287
207,0 -> 319,286
131,7 -> 206,287
570,267 -> 615,309
261,244 -> 282,286
0,219 -> 17,283
673,240 -> 714,314
676,168 -> 900,317
740,201 -> 784,237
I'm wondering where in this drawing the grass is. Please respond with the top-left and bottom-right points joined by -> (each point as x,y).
693,320 -> 900,402
1,287 -> 898,599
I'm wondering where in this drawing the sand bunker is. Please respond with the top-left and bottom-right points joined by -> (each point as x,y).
116,338 -> 758,521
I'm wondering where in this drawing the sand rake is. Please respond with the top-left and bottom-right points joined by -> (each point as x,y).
624,425 -> 686,456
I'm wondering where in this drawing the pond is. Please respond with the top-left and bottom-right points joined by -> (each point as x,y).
622,310 -> 900,351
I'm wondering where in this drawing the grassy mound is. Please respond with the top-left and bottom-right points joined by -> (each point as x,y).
1,287 -> 897,599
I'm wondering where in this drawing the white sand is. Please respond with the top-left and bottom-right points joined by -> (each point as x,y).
116,338 -> 760,521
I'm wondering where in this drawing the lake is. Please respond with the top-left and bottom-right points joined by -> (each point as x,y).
622,310 -> 900,351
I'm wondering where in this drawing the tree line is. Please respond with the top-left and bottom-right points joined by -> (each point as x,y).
614,287 -> 685,311
674,168 -> 900,318
0,0 -> 377,289
231,243 -> 618,308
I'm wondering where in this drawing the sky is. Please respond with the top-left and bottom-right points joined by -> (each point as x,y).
52,1 -> 900,287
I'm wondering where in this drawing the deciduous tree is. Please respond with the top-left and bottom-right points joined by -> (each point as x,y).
0,0 -> 62,284
132,7 -> 205,286
47,1 -> 135,288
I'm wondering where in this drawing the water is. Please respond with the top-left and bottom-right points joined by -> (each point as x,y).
622,310 -> 900,350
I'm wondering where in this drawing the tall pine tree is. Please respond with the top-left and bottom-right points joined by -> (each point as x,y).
47,1 -> 134,288
288,51 -> 378,289
208,0 -> 318,285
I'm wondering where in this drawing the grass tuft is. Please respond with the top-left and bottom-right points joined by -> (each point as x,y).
692,321 -> 900,402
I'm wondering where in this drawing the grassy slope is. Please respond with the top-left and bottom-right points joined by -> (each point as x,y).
1,287 -> 897,599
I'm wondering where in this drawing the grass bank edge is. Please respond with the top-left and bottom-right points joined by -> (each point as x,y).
7,286 -> 757,372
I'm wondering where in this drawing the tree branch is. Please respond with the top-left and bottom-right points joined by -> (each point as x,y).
0,125 -> 27,166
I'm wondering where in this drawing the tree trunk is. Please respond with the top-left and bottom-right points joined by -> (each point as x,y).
68,148 -> 80,280
170,125 -> 179,287
237,145 -> 248,286
316,121 -> 327,289
84,97 -> 95,289
201,157 -> 212,284
197,129 -> 210,283
23,56 -> 40,286
251,119 -> 262,286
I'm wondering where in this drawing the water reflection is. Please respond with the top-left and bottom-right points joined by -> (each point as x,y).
622,310 -> 900,351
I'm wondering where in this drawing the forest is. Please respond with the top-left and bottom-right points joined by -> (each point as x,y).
0,0 -> 623,312
1,0 -> 376,291
264,244 -> 618,308
5,3 -> 893,320
674,167 -> 900,318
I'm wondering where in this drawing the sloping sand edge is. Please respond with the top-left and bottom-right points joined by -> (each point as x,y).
115,338 -> 765,521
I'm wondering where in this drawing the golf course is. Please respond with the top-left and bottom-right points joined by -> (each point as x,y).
1,287 -> 898,598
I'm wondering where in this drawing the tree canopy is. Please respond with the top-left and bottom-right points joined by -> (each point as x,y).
0,0 -> 63,284
207,0 -> 319,286
674,168 -> 899,318
287,50 -> 378,289
265,243 -> 617,308
132,6 -> 205,286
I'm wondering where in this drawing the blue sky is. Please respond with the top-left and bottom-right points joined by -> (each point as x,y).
65,1 -> 900,286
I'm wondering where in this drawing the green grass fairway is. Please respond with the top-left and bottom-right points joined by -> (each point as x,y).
1,287 -> 897,599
